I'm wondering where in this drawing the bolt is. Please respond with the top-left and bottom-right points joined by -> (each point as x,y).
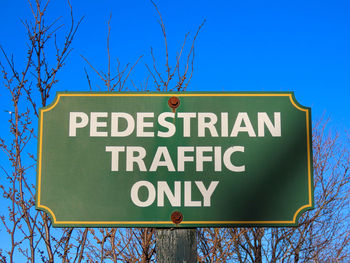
171,211 -> 183,224
168,96 -> 180,112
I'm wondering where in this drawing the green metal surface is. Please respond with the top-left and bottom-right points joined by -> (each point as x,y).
36,92 -> 313,227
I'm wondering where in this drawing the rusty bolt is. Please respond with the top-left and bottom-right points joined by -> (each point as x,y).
171,211 -> 183,224
168,96 -> 180,111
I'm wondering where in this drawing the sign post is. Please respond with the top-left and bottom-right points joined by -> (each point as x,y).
36,92 -> 313,228
156,228 -> 197,262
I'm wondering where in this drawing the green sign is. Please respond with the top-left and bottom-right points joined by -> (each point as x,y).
36,92 -> 313,227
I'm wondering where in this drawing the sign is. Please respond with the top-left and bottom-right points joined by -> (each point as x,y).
36,92 -> 313,227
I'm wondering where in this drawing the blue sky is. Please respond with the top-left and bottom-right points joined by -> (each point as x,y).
1,0 -> 349,130
0,0 -> 349,259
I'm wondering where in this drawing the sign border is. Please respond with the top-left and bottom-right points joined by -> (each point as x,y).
36,91 -> 314,227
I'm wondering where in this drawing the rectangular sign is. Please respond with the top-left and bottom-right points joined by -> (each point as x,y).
36,92 -> 313,227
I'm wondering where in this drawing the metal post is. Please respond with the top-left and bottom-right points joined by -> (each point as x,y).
156,228 -> 197,263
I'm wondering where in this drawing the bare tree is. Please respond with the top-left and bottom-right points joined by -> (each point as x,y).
1,0 -> 349,262
0,0 -> 82,262
81,14 -> 143,92
79,1 -> 205,261
197,117 -> 350,263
